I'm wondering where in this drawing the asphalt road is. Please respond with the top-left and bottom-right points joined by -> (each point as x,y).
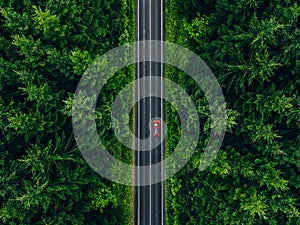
134,0 -> 165,224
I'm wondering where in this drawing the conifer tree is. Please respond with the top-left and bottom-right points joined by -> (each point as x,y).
166,0 -> 300,224
0,0 -> 134,224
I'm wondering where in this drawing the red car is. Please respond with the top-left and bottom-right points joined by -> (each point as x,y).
152,119 -> 161,137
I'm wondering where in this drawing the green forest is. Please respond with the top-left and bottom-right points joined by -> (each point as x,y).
1,0 -> 134,224
165,0 -> 300,224
1,0 -> 300,224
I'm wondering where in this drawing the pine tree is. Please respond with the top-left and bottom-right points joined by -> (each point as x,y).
0,0 -> 134,224
166,0 -> 300,224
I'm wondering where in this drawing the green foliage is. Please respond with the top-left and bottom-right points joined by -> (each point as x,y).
91,183 -> 117,213
0,0 -> 134,224
166,0 -> 300,224
183,13 -> 208,43
32,6 -> 67,40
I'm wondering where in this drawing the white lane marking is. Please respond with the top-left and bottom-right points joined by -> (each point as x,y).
149,0 -> 152,224
137,0 -> 140,224
142,0 -> 146,222
160,0 -> 164,224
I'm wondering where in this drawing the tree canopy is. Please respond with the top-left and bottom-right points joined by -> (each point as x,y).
0,0 -> 134,224
166,0 -> 300,224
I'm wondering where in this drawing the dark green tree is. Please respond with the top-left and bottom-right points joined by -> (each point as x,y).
0,0 -> 134,224
166,0 -> 300,224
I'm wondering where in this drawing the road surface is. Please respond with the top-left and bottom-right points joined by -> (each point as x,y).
134,0 -> 165,224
